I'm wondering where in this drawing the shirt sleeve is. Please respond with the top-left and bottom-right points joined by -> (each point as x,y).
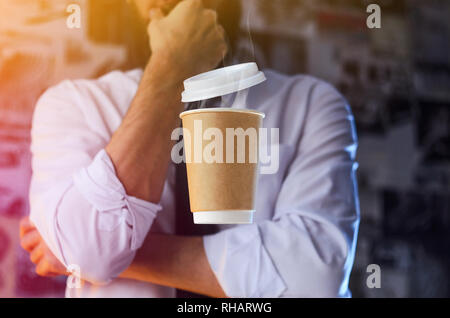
203,80 -> 360,298
29,81 -> 162,285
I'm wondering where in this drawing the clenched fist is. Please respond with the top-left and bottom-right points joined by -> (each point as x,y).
148,0 -> 228,79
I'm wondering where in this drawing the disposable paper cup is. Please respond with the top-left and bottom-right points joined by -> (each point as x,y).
180,108 -> 265,224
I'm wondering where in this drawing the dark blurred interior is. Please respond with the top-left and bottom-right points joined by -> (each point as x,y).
0,0 -> 449,297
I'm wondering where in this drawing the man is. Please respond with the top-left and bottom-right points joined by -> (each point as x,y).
20,0 -> 360,298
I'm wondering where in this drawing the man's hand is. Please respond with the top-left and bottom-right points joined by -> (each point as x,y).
148,0 -> 228,79
19,216 -> 66,277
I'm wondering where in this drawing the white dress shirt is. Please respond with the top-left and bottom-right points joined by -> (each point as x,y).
29,68 -> 360,298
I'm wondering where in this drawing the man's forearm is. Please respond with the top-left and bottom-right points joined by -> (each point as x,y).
121,234 -> 227,298
106,52 -> 186,202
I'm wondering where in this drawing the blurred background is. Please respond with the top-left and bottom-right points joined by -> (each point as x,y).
0,0 -> 449,297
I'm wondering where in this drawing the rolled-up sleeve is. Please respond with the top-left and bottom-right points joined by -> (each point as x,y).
29,81 -> 161,285
203,80 -> 360,298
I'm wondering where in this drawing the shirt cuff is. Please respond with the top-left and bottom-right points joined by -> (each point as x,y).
73,149 -> 162,251
203,224 -> 287,298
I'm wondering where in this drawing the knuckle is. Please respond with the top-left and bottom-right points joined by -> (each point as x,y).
30,248 -> 41,263
203,9 -> 217,22
44,250 -> 52,259
36,261 -> 49,276
35,266 -> 45,276
19,219 -> 28,235
20,240 -> 28,251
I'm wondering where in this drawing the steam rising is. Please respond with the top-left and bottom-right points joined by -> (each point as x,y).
197,4 -> 255,110
231,89 -> 249,108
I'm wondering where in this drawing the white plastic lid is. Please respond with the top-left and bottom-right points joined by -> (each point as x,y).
181,62 -> 266,103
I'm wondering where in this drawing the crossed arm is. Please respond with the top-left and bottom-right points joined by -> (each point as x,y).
21,50 -> 226,298
20,221 -> 226,298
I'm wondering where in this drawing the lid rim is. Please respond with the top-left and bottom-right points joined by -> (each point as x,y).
182,72 -> 266,103
180,108 -> 266,119
181,63 -> 266,103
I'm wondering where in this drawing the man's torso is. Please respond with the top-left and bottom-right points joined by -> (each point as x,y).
63,68 -> 321,297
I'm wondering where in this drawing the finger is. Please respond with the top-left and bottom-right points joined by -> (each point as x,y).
48,257 -> 68,276
43,246 -> 67,275
19,216 -> 35,238
216,24 -> 226,40
35,260 -> 58,277
206,24 -> 227,47
20,230 -> 40,252
30,244 -> 44,264
178,0 -> 202,14
38,261 -> 63,277
203,9 -> 218,23
149,8 -> 164,21
36,257 -> 67,277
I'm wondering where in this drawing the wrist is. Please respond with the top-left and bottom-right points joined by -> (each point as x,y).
135,51 -> 186,114
148,50 -> 193,88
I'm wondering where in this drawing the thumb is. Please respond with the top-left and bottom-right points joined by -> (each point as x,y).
149,8 -> 164,21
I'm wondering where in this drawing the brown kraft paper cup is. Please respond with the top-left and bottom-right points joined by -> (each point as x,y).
179,108 -> 265,224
